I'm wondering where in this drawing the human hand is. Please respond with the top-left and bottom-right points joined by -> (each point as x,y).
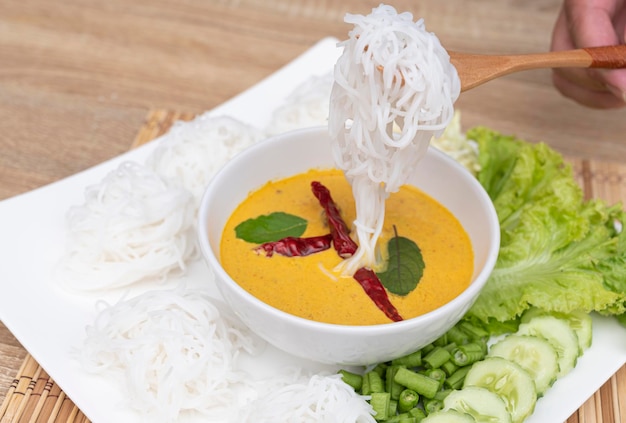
551,0 -> 626,108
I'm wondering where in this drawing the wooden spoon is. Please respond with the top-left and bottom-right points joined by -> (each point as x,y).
449,45 -> 626,92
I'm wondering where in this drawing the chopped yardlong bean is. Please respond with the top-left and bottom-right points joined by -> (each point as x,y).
450,342 -> 486,366
424,397 -> 444,414
408,407 -> 426,420
441,359 -> 459,376
423,346 -> 451,369
366,370 -> 385,394
444,366 -> 471,390
394,367 -> 440,399
374,362 -> 389,377
423,368 -> 446,390
458,321 -> 489,339
338,369 -> 363,391
398,389 -> 419,412
386,366 -> 406,400
370,392 -> 391,421
392,350 -> 422,367
446,325 -> 471,345
443,342 -> 458,352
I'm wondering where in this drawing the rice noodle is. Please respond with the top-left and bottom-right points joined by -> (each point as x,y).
57,161 -> 197,291
329,4 -> 460,275
265,72 -> 334,135
146,114 -> 264,208
241,374 -> 375,423
80,285 -> 265,422
80,286 -> 374,423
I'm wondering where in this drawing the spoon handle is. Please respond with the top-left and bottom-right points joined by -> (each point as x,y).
450,44 -> 626,92
585,45 -> 626,68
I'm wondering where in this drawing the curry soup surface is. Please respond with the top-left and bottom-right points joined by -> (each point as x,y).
220,168 -> 474,325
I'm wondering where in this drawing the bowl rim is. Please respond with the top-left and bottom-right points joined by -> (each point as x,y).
197,126 -> 500,335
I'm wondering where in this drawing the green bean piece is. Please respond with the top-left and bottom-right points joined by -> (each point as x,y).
450,342 -> 486,366
338,369 -> 363,392
384,413 -> 416,423
398,388 -> 420,412
477,339 -> 488,355
421,343 -> 435,354
458,321 -> 489,340
366,370 -> 385,393
446,325 -> 471,345
361,370 -> 371,395
423,368 -> 446,390
373,363 -> 389,377
389,399 -> 398,417
370,392 -> 391,421
394,367 -> 440,399
423,346 -> 451,369
386,366 -> 406,400
433,333 -> 448,346
392,350 -> 422,368
433,389 -> 452,401
440,359 -> 458,376
424,398 -> 444,415
409,407 -> 426,420
444,366 -> 471,390
442,341 -> 458,352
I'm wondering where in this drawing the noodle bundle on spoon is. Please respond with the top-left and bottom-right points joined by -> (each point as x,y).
329,4 -> 460,275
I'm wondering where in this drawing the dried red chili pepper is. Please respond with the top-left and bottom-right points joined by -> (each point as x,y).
353,268 -> 404,322
310,181 -> 403,322
310,181 -> 358,258
255,234 -> 333,257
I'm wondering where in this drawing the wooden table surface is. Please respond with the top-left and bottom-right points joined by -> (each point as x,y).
1,0 -> 625,420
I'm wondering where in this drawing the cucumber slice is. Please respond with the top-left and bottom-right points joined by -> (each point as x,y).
422,409 -> 476,422
488,334 -> 558,396
463,357 -> 536,423
517,315 -> 580,377
521,308 -> 592,351
443,386 -> 512,423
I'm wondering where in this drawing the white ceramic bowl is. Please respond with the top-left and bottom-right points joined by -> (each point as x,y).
198,126 -> 499,366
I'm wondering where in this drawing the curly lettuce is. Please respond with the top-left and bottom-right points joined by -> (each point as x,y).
465,127 -> 626,327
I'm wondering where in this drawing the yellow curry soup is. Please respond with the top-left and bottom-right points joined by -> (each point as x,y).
220,168 -> 474,325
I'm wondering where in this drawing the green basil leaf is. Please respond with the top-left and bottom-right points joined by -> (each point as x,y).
377,235 -> 425,296
235,212 -> 307,243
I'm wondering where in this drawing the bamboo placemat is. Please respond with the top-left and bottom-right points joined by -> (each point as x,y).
1,109 -> 625,423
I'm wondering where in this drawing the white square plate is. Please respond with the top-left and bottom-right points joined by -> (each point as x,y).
0,37 -> 625,422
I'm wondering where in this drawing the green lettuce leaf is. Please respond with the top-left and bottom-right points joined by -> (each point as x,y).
465,127 -> 626,325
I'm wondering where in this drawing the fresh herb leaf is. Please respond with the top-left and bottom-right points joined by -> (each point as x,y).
235,212 -> 307,244
377,232 -> 425,296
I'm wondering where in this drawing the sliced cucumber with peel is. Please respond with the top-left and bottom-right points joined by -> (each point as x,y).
443,386 -> 512,423
463,357 -> 536,423
422,409 -> 476,422
488,334 -> 558,396
517,315 -> 580,377
521,308 -> 592,351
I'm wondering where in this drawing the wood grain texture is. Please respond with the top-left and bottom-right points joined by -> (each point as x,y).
1,0 -> 625,200
453,45 -> 626,91
1,0 -> 625,421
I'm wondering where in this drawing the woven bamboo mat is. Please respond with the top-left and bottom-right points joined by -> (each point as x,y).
1,109 -> 625,422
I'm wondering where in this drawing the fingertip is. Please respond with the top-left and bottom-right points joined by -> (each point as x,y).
606,83 -> 626,104
603,70 -> 626,104
553,71 -> 626,109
